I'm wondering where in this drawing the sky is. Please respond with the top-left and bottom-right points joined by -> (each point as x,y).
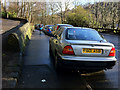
2,0 -> 102,10
2,0 -> 104,3
2,0 -> 120,3
2,0 -> 119,11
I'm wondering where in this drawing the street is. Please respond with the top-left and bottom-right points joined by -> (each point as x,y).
17,30 -> 120,89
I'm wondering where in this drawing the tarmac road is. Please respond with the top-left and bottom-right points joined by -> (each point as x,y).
82,33 -> 120,88
17,30 -> 120,89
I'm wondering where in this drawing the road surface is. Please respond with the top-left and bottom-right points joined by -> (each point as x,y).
17,30 -> 120,89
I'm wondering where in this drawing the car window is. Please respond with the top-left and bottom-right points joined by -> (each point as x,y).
58,28 -> 64,37
45,25 -> 48,29
54,27 -> 61,36
55,25 -> 59,31
66,28 -> 104,41
45,25 -> 53,29
45,26 -> 48,29
50,27 -> 54,31
57,28 -> 62,36
52,25 -> 56,31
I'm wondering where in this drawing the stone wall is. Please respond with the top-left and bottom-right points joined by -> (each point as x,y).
7,23 -> 34,52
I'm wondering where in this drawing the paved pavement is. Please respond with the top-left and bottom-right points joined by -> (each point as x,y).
17,30 -> 120,89
17,30 -> 88,89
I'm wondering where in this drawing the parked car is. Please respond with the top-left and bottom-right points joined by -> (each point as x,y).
49,27 -> 117,72
47,26 -> 55,36
39,24 -> 44,31
51,24 -> 73,37
35,24 -> 44,30
43,25 -> 54,35
52,24 -> 73,31
35,24 -> 39,30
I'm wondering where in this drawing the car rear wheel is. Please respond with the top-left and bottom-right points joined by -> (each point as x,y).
54,53 -> 61,71
49,44 -> 53,57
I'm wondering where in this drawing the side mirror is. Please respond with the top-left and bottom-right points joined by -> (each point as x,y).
53,34 -> 57,38
53,35 -> 58,38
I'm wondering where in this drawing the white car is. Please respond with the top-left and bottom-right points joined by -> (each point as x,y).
49,27 -> 117,72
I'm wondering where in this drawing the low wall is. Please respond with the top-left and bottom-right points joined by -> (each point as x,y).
92,28 -> 120,34
2,18 -> 34,88
7,23 -> 34,52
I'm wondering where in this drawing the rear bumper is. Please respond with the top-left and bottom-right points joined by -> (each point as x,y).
61,56 -> 117,62
58,55 -> 117,70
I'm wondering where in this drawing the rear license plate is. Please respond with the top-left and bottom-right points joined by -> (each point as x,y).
82,48 -> 102,53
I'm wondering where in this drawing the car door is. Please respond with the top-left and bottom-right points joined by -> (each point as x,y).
55,28 -> 65,55
49,29 -> 58,55
50,28 -> 63,56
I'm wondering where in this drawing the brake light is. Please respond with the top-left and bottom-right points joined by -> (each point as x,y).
62,45 -> 74,55
56,26 -> 59,30
108,47 -> 115,56
47,29 -> 49,32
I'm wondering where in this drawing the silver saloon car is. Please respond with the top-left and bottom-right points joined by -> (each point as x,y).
49,27 -> 117,71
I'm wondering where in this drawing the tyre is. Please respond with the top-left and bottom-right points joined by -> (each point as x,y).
49,44 -> 53,57
54,53 -> 61,71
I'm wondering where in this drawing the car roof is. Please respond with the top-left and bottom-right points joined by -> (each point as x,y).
45,25 -> 54,26
64,27 -> 96,31
56,24 -> 72,26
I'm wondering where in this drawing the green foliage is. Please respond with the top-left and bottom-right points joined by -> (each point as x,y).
7,11 -> 17,18
0,11 -> 17,18
0,11 -> 7,18
66,6 -> 94,27
84,2 -> 120,29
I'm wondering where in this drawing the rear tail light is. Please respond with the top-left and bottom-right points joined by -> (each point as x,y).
108,47 -> 115,56
56,26 -> 59,30
47,29 -> 49,32
62,45 -> 74,55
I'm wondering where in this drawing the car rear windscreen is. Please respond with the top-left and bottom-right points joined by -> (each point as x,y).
66,28 -> 104,41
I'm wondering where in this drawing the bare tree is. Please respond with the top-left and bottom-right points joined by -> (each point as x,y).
57,2 -> 63,23
64,0 -> 70,23
57,0 -> 71,24
49,2 -> 59,24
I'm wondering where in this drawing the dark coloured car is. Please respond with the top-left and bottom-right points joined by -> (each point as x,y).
35,24 -> 39,29
35,24 -> 44,30
43,25 -> 54,35
39,24 -> 44,31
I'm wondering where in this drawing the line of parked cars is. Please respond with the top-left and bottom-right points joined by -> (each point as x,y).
43,24 -> 73,36
42,25 -> 54,36
35,24 -> 44,31
36,23 -> 117,73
